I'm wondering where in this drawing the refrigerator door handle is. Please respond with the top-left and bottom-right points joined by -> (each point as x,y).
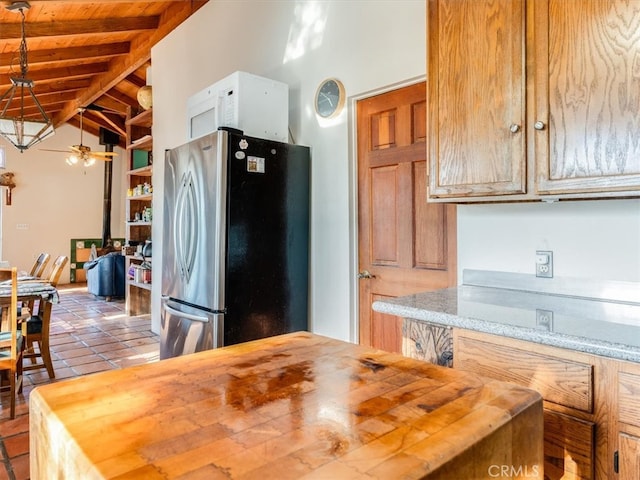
162,303 -> 210,324
175,171 -> 199,282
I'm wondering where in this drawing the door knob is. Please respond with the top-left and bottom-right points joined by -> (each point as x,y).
358,270 -> 375,279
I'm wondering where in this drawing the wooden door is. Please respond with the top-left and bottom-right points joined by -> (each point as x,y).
357,82 -> 456,353
534,0 -> 640,195
427,0 -> 526,199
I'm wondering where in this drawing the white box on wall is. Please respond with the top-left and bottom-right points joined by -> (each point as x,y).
187,71 -> 289,142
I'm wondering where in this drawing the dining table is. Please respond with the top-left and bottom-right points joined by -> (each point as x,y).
30,331 -> 543,479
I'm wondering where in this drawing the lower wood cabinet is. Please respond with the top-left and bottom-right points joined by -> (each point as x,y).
398,320 -> 640,478
453,329 -> 601,480
618,369 -> 640,480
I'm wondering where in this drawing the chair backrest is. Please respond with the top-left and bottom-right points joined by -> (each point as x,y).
0,267 -> 19,362
29,253 -> 50,278
47,255 -> 69,287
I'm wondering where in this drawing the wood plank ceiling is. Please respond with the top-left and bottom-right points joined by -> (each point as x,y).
0,0 -> 209,148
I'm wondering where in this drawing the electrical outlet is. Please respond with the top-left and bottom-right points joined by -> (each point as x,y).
536,309 -> 554,331
535,250 -> 553,278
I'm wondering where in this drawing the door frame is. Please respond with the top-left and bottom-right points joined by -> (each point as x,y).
346,75 -> 427,343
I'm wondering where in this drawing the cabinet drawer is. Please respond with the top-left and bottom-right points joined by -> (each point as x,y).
619,372 -> 640,429
455,336 -> 593,412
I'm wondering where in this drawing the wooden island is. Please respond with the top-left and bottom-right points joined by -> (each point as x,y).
30,332 -> 543,479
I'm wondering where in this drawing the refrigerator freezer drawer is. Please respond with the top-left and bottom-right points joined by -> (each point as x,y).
160,298 -> 223,359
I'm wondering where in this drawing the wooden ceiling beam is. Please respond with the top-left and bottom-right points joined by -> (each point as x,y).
124,75 -> 146,90
83,109 -> 126,137
52,1 -> 208,127
63,115 -> 126,148
104,88 -> 136,107
3,90 -> 79,112
33,78 -> 93,95
0,17 -> 159,40
2,78 -> 93,98
87,96 -> 129,116
0,43 -> 130,67
0,63 -> 110,87
2,101 -> 64,119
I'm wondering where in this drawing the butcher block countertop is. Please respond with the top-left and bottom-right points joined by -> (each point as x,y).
30,332 -> 543,479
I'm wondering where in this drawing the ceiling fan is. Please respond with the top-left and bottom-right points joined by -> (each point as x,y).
41,108 -> 118,167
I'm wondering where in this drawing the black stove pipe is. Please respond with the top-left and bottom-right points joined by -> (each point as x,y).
99,128 -> 120,251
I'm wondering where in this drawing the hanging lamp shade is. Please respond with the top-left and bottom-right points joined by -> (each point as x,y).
0,2 -> 55,152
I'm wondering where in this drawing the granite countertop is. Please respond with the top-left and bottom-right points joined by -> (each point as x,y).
372,283 -> 640,363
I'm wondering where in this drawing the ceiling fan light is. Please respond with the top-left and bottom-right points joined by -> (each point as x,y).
84,157 -> 96,167
66,154 -> 78,166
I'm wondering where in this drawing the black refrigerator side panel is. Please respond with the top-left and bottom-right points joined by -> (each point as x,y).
224,135 -> 310,346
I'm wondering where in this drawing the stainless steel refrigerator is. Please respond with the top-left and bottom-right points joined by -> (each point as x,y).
160,129 -> 309,359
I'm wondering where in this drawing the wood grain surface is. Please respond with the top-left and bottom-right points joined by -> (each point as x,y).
30,332 -> 543,479
428,0 -> 526,197
402,318 -> 453,367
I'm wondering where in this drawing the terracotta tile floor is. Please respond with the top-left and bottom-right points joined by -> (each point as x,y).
0,284 -> 159,480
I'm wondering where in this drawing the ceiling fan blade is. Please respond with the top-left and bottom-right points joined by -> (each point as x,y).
92,152 -> 119,157
39,148 -> 73,153
69,145 -> 83,153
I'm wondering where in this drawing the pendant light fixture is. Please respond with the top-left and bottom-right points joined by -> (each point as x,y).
0,1 -> 54,152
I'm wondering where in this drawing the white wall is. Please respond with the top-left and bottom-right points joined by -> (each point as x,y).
458,199 -> 640,282
0,124 -> 125,283
151,0 -> 427,340
151,0 -> 640,342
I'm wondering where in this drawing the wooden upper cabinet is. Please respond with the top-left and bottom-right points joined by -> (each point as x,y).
535,0 -> 640,195
428,0 -> 526,198
428,0 -> 640,202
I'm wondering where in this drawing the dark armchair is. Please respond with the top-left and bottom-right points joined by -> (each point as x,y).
83,252 -> 125,301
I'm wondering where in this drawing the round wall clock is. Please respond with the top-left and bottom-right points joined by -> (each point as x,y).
315,78 -> 345,119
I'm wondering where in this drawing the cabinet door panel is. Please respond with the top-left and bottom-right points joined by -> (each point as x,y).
428,0 -> 526,198
619,433 -> 640,480
536,0 -> 640,194
618,371 -> 640,430
545,410 -> 595,480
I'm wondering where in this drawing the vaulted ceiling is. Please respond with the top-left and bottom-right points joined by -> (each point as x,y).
0,0 -> 209,147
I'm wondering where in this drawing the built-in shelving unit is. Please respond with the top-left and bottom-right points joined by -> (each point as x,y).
125,106 -> 153,316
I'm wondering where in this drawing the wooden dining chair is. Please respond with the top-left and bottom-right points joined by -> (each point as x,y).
24,253 -> 51,324
24,255 -> 68,379
29,253 -> 51,279
0,267 -> 26,418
